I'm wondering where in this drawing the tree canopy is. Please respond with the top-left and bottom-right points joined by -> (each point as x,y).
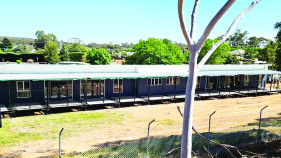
12,44 -> 30,53
86,48 -> 111,65
198,39 -> 231,64
227,29 -> 248,47
60,43 -> 70,61
247,36 -> 268,48
34,30 -> 57,50
44,41 -> 60,64
0,37 -> 13,50
243,47 -> 259,64
125,38 -> 184,65
258,41 -> 278,65
225,54 -> 240,64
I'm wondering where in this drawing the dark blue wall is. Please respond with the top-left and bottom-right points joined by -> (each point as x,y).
0,74 -> 272,106
73,80 -> 81,101
138,78 -> 162,96
0,81 -> 45,105
199,76 -> 207,91
105,79 -> 135,98
0,82 -> 9,105
138,77 -> 187,97
163,77 -> 187,95
31,81 -> 45,104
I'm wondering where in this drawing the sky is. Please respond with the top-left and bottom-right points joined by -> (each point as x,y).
0,0 -> 280,45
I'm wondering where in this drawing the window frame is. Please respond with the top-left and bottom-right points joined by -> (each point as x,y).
16,81 -> 31,98
148,78 -> 162,86
166,77 -> 180,85
113,79 -> 123,93
244,75 -> 250,86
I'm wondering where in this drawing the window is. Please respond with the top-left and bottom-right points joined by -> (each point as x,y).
113,79 -> 123,93
225,76 -> 231,88
208,77 -> 214,89
148,78 -> 162,86
258,75 -> 262,82
17,81 -> 30,98
196,77 -> 200,89
166,77 -> 180,85
80,80 -> 104,98
244,75 -> 250,86
45,81 -> 73,99
258,75 -> 262,87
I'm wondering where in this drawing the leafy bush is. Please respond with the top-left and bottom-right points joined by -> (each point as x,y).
0,53 -> 45,62
69,52 -> 84,61
16,60 -> 21,64
4,49 -> 13,52
12,44 -> 31,53
27,59 -> 34,63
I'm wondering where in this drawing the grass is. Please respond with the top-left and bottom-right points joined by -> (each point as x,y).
158,119 -> 175,126
62,117 -> 281,157
0,110 -> 128,147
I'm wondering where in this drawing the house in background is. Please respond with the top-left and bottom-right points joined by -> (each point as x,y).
0,64 -> 280,114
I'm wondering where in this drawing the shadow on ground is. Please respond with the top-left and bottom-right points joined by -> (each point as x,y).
62,116 -> 281,158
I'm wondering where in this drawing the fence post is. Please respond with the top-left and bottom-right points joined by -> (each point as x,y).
59,127 -> 64,158
146,119 -> 155,158
257,106 -> 268,143
207,111 -> 216,151
0,108 -> 2,128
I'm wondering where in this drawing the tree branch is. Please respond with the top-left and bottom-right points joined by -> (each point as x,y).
178,0 -> 194,52
177,105 -> 264,157
196,0 -> 236,54
197,0 -> 262,69
190,0 -> 200,39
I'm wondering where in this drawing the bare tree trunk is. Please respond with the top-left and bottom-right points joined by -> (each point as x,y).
178,1 -> 262,157
181,52 -> 199,158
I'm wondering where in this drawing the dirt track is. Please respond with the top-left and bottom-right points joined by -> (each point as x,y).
2,93 -> 281,157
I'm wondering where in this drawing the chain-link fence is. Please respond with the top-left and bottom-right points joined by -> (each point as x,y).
1,95 -> 281,158
57,120 -> 183,158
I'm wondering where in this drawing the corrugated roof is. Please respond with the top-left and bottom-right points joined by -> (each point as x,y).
0,64 -> 280,81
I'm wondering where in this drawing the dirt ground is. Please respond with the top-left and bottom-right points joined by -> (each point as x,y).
2,93 -> 281,158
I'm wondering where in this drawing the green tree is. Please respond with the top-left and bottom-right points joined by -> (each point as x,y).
225,54 -> 240,64
247,36 -> 268,48
81,53 -> 87,63
275,22 -> 281,70
78,45 -> 89,52
86,48 -> 111,65
183,50 -> 189,63
44,41 -> 60,64
198,38 -> 231,64
243,47 -> 258,64
227,29 -> 248,47
1,37 -> 13,50
125,38 -> 184,65
68,43 -> 88,52
174,42 -> 188,52
258,41 -> 278,66
59,43 -> 70,61
12,44 -> 30,53
69,43 -> 80,52
34,30 -> 57,50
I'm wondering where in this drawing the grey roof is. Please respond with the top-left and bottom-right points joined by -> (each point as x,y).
230,49 -> 245,56
0,64 -> 280,81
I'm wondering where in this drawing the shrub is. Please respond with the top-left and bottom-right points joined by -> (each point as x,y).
16,60 -> 21,64
27,59 -> 34,64
0,53 -> 45,62
69,52 -> 84,61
